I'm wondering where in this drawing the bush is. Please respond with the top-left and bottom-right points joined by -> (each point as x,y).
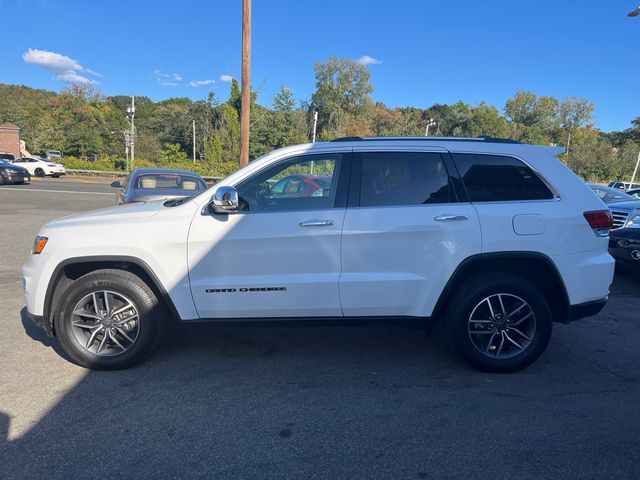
61,155 -> 240,178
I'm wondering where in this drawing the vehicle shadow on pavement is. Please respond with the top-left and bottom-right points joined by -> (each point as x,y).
5,268 -> 640,479
19,308 -> 71,360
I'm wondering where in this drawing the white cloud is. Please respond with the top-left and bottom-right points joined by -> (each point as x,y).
22,48 -> 101,84
154,70 -> 182,87
219,74 -> 233,82
188,79 -> 216,87
356,55 -> 382,66
58,71 -> 93,83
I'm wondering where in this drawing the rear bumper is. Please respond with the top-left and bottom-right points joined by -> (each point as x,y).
567,298 -> 607,323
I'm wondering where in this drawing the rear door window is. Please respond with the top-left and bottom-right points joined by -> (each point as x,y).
358,152 -> 451,206
452,153 -> 554,202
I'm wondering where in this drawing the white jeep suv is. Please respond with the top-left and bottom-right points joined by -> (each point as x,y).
23,137 -> 615,371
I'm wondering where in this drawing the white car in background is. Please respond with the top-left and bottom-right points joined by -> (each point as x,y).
13,157 -> 66,178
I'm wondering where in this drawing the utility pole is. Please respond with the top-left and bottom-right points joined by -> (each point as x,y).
127,96 -> 136,163
239,0 -> 251,167
192,119 -> 196,163
628,8 -> 639,184
312,111 -> 318,142
124,132 -> 130,172
425,118 -> 436,137
630,151 -> 640,187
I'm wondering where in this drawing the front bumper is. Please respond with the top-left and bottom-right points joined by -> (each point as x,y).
609,230 -> 640,266
26,309 -> 46,330
1,172 -> 30,184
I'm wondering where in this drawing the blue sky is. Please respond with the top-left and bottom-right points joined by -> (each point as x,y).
1,0 -> 639,131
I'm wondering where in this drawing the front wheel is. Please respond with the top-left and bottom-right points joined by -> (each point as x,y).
35,168 -> 45,177
446,273 -> 552,373
54,269 -> 165,369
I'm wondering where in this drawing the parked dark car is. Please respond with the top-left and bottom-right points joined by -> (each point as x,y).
111,168 -> 207,205
609,229 -> 640,269
608,181 -> 640,191
589,185 -> 640,269
0,159 -> 30,185
625,188 -> 640,199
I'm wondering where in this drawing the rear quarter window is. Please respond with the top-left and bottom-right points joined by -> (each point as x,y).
452,153 -> 554,202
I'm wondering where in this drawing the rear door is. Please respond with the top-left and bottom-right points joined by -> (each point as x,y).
340,147 -> 482,318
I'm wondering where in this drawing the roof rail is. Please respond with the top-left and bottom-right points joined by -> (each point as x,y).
330,136 -> 522,144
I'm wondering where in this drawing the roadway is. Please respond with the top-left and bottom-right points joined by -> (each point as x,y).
0,176 -> 639,479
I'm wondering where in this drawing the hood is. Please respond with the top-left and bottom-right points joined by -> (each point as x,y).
606,200 -> 640,211
130,189 -> 197,203
1,163 -> 28,173
43,201 -> 165,230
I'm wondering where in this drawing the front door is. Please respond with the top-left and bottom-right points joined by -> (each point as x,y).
188,152 -> 350,319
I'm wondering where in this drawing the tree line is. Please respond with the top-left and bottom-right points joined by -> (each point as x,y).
0,56 -> 638,181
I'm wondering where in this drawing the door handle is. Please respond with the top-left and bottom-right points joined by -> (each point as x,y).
299,220 -> 334,227
434,214 -> 469,222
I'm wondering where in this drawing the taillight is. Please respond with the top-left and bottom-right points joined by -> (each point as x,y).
47,164 -> 56,167
584,210 -> 613,236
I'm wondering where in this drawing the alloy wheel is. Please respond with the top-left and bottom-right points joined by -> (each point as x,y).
70,290 -> 140,356
467,293 -> 536,359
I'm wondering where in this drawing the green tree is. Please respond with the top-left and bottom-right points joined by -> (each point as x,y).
310,57 -> 374,139
273,86 -> 296,112
559,97 -> 595,157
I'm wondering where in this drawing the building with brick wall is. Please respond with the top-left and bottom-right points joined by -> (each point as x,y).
0,122 -> 21,159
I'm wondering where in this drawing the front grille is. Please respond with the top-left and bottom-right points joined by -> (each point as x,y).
611,210 -> 630,229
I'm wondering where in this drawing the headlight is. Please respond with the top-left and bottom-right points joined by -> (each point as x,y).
625,210 -> 640,228
32,236 -> 48,254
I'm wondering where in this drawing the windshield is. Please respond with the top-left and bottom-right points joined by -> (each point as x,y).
136,174 -> 206,191
590,185 -> 635,203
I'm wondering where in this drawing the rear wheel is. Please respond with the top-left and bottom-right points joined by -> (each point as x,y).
446,273 -> 552,372
35,168 -> 45,177
54,269 -> 165,370
52,173 -> 60,178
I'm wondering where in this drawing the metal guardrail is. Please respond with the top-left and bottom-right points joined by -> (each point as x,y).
66,169 -> 223,182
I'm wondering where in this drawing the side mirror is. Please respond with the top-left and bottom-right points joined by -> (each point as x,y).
211,186 -> 239,213
111,180 -> 122,188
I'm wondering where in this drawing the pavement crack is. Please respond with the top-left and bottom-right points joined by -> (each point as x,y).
552,340 -> 640,385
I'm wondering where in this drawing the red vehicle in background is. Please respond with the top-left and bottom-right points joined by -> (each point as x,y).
269,174 -> 332,197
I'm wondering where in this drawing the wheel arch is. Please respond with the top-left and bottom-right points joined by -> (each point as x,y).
432,252 -> 570,324
44,256 -> 181,336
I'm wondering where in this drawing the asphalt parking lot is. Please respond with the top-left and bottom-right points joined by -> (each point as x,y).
0,177 -> 639,479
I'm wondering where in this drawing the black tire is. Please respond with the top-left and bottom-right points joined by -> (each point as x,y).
52,173 -> 60,178
54,269 -> 165,370
35,168 -> 45,177
446,272 -> 552,373
0,175 -> 4,185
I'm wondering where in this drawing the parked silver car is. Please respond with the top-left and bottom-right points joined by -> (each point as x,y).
111,168 -> 207,205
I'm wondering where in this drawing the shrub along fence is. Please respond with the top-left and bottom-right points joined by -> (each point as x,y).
61,156 -> 238,179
